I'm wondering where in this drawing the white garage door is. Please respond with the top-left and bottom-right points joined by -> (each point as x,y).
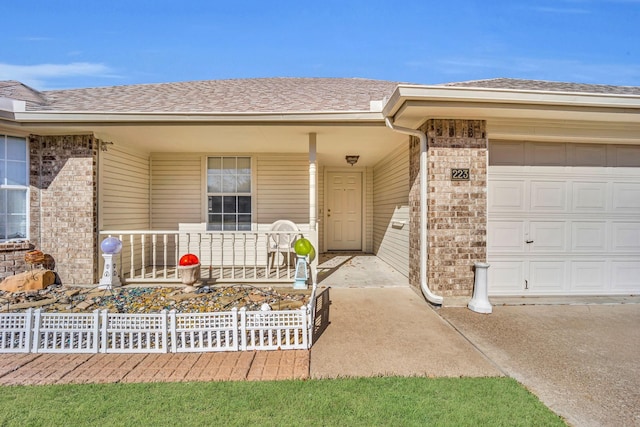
488,142 -> 640,296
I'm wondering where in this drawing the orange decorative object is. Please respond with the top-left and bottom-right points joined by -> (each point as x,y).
25,250 -> 45,265
179,253 -> 199,266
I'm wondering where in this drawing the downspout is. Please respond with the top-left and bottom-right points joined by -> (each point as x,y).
384,118 -> 443,305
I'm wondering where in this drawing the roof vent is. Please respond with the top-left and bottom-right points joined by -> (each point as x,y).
369,100 -> 383,112
0,97 -> 26,113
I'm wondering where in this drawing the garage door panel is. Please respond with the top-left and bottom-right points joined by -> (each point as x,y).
530,181 -> 566,211
530,221 -> 566,252
529,261 -> 567,292
572,182 -> 607,211
612,183 -> 640,211
571,261 -> 607,291
611,222 -> 640,251
529,142 -> 566,166
571,144 -> 607,166
571,222 -> 607,251
611,262 -> 640,291
488,180 -> 525,211
488,261 -> 525,293
612,146 -> 640,167
488,221 -> 526,252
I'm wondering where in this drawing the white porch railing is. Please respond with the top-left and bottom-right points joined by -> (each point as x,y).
99,228 -> 308,284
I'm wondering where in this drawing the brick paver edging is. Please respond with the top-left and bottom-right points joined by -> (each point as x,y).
0,350 -> 309,385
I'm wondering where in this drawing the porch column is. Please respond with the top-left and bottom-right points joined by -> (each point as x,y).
308,133 -> 319,271
29,134 -> 98,285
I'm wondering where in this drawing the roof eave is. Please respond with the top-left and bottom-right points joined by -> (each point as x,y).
10,110 -> 386,125
383,84 -> 640,124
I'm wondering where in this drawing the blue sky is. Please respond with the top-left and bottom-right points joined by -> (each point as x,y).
2,0 -> 639,89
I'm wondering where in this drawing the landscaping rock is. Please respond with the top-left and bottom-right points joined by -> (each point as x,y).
75,299 -> 95,310
0,297 -> 57,312
0,284 -> 311,314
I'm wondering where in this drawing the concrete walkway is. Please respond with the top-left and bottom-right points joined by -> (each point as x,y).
310,287 -> 500,378
317,253 -> 409,288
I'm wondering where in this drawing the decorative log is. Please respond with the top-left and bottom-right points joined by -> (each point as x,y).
0,270 -> 56,293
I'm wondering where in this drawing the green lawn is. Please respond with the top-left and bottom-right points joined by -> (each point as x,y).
0,377 -> 565,426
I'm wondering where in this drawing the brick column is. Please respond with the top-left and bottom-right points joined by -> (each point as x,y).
409,119 -> 487,297
29,135 -> 98,285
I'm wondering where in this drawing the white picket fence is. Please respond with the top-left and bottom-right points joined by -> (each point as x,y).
0,306 -> 310,354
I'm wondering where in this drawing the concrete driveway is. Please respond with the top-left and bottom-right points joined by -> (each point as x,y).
440,304 -> 640,427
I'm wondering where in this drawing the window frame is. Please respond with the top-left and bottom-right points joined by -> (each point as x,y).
205,155 -> 254,231
0,134 -> 29,242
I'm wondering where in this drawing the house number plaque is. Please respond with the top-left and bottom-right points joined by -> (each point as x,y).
451,168 -> 470,181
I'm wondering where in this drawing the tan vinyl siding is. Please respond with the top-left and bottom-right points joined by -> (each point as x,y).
151,153 -> 202,229
256,154 -> 309,225
100,144 -> 150,230
373,143 -> 409,277
99,144 -> 151,277
365,167 -> 373,253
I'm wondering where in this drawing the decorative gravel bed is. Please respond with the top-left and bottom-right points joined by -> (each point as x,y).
0,284 -> 312,314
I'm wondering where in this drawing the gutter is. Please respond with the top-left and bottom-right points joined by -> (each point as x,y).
8,110 -> 386,125
384,117 -> 443,305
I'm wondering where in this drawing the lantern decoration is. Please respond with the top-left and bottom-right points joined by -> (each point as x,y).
293,238 -> 314,289
294,238 -> 312,256
99,237 -> 122,290
100,236 -> 123,254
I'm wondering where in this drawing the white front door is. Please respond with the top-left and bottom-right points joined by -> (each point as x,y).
326,171 -> 362,251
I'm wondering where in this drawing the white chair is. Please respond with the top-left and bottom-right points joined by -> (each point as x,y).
267,220 -> 300,275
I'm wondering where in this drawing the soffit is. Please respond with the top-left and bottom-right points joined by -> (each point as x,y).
6,121 -> 406,167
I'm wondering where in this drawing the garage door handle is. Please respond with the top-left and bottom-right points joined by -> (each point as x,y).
525,240 -> 534,244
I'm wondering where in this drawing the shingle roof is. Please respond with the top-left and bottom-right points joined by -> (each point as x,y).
28,78 -> 401,113
442,78 -> 640,96
1,77 -> 638,114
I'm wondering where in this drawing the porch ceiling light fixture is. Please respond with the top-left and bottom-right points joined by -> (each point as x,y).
345,155 -> 360,166
100,140 -> 113,152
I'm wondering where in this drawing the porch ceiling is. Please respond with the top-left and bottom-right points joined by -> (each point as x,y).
28,122 -> 408,167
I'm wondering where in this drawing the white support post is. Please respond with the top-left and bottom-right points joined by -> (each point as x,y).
309,132 -> 317,230
308,133 -> 319,274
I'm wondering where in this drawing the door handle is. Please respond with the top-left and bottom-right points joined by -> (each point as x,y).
525,240 -> 534,244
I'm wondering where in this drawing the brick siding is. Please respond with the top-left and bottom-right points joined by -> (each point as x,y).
409,119 -> 487,297
0,241 -> 34,277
